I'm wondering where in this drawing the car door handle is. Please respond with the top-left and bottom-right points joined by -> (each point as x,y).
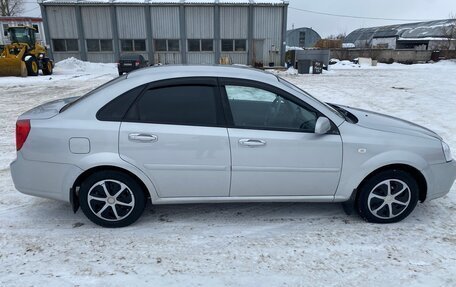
128,133 -> 158,142
239,139 -> 266,147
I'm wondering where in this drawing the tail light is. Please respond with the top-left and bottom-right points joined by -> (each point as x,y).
16,119 -> 31,151
135,61 -> 140,66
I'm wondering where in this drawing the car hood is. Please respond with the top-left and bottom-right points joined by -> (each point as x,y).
18,96 -> 79,120
340,105 -> 442,140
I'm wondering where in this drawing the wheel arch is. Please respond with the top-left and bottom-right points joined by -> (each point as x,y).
356,164 -> 427,203
71,165 -> 153,212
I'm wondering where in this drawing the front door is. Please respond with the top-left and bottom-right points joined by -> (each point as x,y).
253,39 -> 264,65
119,78 -> 231,198
221,81 -> 343,197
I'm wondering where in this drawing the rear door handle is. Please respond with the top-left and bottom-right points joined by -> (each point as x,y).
128,133 -> 158,142
239,139 -> 266,147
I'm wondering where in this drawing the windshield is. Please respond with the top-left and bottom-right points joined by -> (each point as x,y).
60,75 -> 127,113
277,76 -> 345,120
10,27 -> 30,43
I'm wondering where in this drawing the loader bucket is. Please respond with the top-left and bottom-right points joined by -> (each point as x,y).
0,57 -> 27,77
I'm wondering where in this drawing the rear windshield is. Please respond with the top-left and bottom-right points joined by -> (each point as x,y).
60,75 -> 127,113
120,54 -> 141,61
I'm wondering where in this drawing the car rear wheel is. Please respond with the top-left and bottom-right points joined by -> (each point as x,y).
356,170 -> 419,223
79,170 -> 146,227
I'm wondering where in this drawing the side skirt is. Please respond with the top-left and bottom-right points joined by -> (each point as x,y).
152,195 -> 337,205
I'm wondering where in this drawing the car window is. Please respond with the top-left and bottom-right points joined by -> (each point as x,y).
97,85 -> 145,121
225,85 -> 318,132
60,75 -> 127,113
278,76 -> 345,121
126,85 -> 223,126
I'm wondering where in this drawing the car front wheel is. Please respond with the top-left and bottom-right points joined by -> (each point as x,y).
356,170 -> 419,223
79,170 -> 146,227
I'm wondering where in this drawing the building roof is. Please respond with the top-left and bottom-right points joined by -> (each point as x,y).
286,27 -> 321,37
0,17 -> 43,23
40,0 -> 288,5
344,19 -> 456,43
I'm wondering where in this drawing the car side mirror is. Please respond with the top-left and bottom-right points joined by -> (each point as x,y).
315,117 -> 331,135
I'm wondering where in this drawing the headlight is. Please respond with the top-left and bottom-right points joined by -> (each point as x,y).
442,141 -> 453,162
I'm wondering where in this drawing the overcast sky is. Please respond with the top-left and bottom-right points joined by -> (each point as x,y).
287,0 -> 456,37
23,0 -> 456,37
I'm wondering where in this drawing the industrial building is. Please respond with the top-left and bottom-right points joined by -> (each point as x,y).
38,0 -> 288,66
286,27 -> 321,48
0,17 -> 47,46
344,19 -> 456,50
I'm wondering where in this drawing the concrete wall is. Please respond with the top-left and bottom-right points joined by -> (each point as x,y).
330,49 -> 433,63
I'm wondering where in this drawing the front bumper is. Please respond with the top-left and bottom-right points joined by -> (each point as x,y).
10,153 -> 83,202
424,160 -> 456,201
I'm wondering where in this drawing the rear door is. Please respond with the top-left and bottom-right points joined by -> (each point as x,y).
119,78 -> 231,198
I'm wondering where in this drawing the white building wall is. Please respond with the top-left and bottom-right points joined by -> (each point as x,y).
0,19 -> 46,46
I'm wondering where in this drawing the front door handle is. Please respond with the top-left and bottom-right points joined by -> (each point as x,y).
239,139 -> 266,147
128,133 -> 158,142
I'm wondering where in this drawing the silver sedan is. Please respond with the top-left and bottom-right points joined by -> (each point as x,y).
10,65 -> 456,227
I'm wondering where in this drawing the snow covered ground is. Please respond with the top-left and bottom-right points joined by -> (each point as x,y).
1,59 -> 455,286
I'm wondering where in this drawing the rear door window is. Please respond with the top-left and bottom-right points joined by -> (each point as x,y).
125,83 -> 225,127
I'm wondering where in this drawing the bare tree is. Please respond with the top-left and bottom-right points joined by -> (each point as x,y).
442,13 -> 456,51
325,33 -> 346,41
0,0 -> 23,16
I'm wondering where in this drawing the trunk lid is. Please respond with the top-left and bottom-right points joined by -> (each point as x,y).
18,96 -> 79,120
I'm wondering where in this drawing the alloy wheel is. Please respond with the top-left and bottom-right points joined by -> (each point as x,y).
87,179 -> 135,221
367,179 -> 411,220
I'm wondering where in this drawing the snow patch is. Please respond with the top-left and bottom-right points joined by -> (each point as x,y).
54,57 -> 117,75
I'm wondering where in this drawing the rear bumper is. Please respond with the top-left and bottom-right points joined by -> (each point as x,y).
118,66 -> 138,73
10,153 -> 83,203
424,160 -> 456,200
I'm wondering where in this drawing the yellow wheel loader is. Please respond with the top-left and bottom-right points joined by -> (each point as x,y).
0,26 -> 54,77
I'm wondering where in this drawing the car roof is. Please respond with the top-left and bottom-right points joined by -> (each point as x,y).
120,54 -> 143,60
126,65 -> 279,83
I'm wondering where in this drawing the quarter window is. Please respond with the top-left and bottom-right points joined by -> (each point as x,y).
225,85 -> 318,132
127,85 -> 221,126
97,85 -> 145,121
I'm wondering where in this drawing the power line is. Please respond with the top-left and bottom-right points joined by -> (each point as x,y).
289,6 -> 434,22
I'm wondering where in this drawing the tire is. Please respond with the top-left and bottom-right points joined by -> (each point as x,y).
42,59 -> 53,75
25,56 -> 39,76
356,170 -> 419,223
79,170 -> 146,228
